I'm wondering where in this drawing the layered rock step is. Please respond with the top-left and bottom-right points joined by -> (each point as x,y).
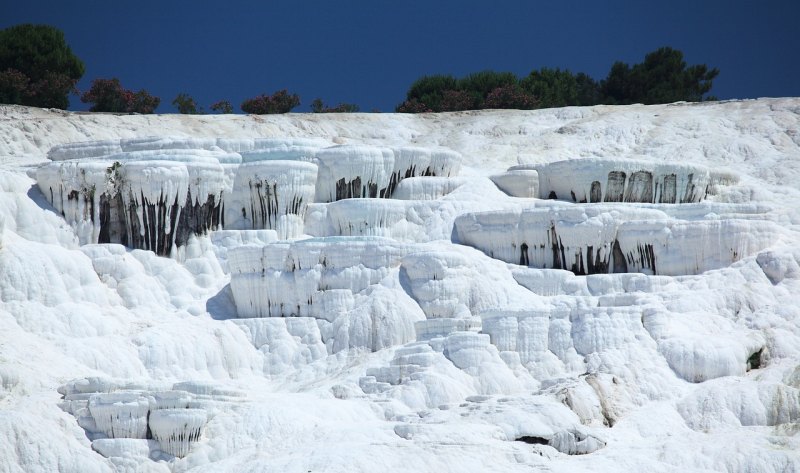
455,203 -> 779,276
56,377 -> 243,460
227,236 -> 422,352
507,159 -> 720,204
315,145 -> 461,202
37,138 -> 463,255
36,157 -> 225,255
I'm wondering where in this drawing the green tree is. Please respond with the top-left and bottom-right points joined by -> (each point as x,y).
457,70 -> 518,108
0,24 -> 84,109
400,74 -> 458,112
575,73 -> 601,106
600,47 -> 718,104
600,62 -> 632,105
520,68 -> 580,108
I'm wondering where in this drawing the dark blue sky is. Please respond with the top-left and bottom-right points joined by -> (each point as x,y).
2,1 -> 798,112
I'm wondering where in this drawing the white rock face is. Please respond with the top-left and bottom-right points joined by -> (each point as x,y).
678,377 -> 800,430
229,236 -> 408,318
490,169 -> 539,198
232,317 -> 327,375
227,160 -> 318,238
0,366 -> 19,399
233,137 -> 327,163
148,408 -> 207,458
88,392 -> 151,439
315,145 -> 461,202
90,438 -> 153,460
523,158 -> 713,203
36,156 -> 225,255
455,204 -> 780,275
57,376 -> 226,464
391,176 -> 469,200
305,177 -> 507,243
228,237 -> 423,351
35,138 -> 463,254
3,101 -> 800,472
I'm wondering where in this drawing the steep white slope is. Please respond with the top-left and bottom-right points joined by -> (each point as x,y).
0,100 -> 799,473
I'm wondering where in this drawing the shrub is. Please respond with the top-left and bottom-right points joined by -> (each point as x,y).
310,98 -> 360,113
0,24 -> 84,109
310,98 -> 324,113
209,100 -> 233,114
80,78 -> 160,113
241,89 -> 300,114
172,93 -> 200,114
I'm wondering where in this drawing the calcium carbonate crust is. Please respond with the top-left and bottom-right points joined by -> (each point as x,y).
1,100 -> 799,473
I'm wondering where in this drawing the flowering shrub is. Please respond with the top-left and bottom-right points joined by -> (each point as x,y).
129,89 -> 160,114
483,84 -> 538,109
80,79 -> 128,112
210,100 -> 233,114
80,78 -> 160,113
395,98 -> 432,113
240,89 -> 300,114
396,90 -> 477,113
438,89 -> 476,112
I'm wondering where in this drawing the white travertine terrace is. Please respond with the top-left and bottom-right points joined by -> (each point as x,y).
490,169 -> 539,198
148,408 -> 207,458
228,236 -> 422,351
455,204 -> 780,275
36,155 -> 226,255
5,99 -> 800,472
517,158 -> 715,204
36,138 -> 463,254
227,160 -> 318,238
57,377 -> 233,460
314,145 -> 462,202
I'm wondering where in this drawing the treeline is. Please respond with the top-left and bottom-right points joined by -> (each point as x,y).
397,47 -> 718,112
0,24 -> 357,115
0,24 -> 718,115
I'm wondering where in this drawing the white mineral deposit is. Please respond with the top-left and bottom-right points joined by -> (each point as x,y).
1,99 -> 799,472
